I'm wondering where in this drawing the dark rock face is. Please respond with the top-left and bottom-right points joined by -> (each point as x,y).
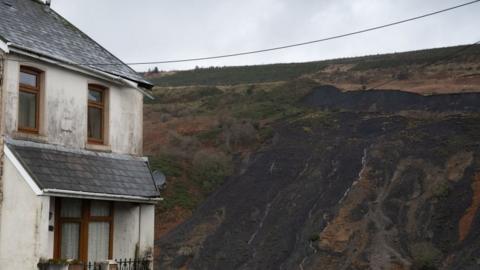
156,86 -> 480,270
303,85 -> 480,113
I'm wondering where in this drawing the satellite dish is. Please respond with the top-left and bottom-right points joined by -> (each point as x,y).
152,170 -> 166,191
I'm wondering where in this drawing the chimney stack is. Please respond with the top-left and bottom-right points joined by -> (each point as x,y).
45,0 -> 51,6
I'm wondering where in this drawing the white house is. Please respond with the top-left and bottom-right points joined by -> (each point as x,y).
0,0 -> 161,269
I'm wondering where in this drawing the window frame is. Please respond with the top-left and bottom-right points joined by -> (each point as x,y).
87,84 -> 107,144
18,66 -> 42,133
54,199 -> 114,263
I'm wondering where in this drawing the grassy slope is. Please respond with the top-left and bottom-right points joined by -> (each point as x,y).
144,44 -> 480,239
145,45 -> 480,86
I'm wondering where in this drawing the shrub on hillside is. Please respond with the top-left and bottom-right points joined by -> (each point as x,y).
216,116 -> 258,150
191,150 -> 233,194
411,242 -> 442,270
149,153 -> 183,178
168,131 -> 200,156
228,121 -> 257,147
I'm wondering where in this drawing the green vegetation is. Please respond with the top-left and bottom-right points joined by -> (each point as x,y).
161,182 -> 199,211
309,234 -> 320,242
147,79 -> 318,217
148,62 -> 327,86
149,154 -> 183,177
432,181 -> 451,199
146,45 -> 480,86
149,155 -> 199,212
352,45 -> 480,71
151,150 -> 232,213
145,86 -> 223,105
191,150 -> 233,194
411,242 -> 442,270
196,127 -> 223,143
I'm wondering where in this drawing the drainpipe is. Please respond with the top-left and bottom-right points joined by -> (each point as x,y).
137,204 -> 142,259
0,48 -> 5,236
0,54 -> 3,206
0,52 -> 5,200
0,53 -> 4,134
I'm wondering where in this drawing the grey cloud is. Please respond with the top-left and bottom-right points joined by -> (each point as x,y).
51,0 -> 480,71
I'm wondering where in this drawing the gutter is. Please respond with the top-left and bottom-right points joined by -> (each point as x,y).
8,45 -> 154,99
120,77 -> 154,100
43,189 -> 162,204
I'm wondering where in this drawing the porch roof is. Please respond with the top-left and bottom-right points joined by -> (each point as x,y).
5,139 -> 161,200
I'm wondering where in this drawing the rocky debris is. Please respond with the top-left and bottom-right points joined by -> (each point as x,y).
156,86 -> 480,269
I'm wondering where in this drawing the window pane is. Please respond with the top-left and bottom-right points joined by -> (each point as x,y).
88,107 -> 103,140
61,223 -> 80,260
90,201 -> 110,217
88,89 -> 102,103
20,71 -> 37,87
18,91 -> 37,129
88,222 -> 110,263
60,199 -> 82,218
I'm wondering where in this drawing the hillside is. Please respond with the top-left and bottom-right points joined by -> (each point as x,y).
155,87 -> 480,269
143,44 -> 480,269
144,44 -> 480,88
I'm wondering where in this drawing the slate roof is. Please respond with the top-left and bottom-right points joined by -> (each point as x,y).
0,0 -> 152,88
7,141 -> 160,198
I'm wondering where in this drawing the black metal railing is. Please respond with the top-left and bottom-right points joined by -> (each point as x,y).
86,258 -> 150,270
116,259 -> 150,270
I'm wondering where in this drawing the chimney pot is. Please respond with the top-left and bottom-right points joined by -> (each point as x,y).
45,0 -> 51,6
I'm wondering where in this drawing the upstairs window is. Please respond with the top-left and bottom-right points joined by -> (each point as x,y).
87,85 -> 106,144
18,66 -> 41,133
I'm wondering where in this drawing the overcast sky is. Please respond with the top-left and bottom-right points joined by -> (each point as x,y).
50,0 -> 480,72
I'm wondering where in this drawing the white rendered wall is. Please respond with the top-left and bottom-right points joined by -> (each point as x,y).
2,55 -> 143,156
0,168 -> 156,267
139,204 -> 155,256
113,202 -> 140,259
0,157 -> 52,269
113,202 -> 155,259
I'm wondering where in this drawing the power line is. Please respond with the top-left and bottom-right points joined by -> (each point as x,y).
7,0 -> 480,67
82,0 -> 480,66
367,39 -> 480,90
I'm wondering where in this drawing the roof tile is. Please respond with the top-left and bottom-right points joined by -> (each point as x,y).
0,0 -> 151,87
8,142 -> 160,198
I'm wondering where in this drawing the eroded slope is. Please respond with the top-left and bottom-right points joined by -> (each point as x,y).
156,86 -> 480,270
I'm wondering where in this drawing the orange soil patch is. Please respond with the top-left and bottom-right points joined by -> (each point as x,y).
458,173 -> 480,241
155,206 -> 193,239
173,117 -> 218,136
319,167 -> 372,253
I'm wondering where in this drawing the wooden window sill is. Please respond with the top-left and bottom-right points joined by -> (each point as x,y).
12,131 -> 48,143
85,143 -> 111,153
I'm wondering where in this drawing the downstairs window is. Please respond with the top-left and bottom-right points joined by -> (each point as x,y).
54,198 -> 113,263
